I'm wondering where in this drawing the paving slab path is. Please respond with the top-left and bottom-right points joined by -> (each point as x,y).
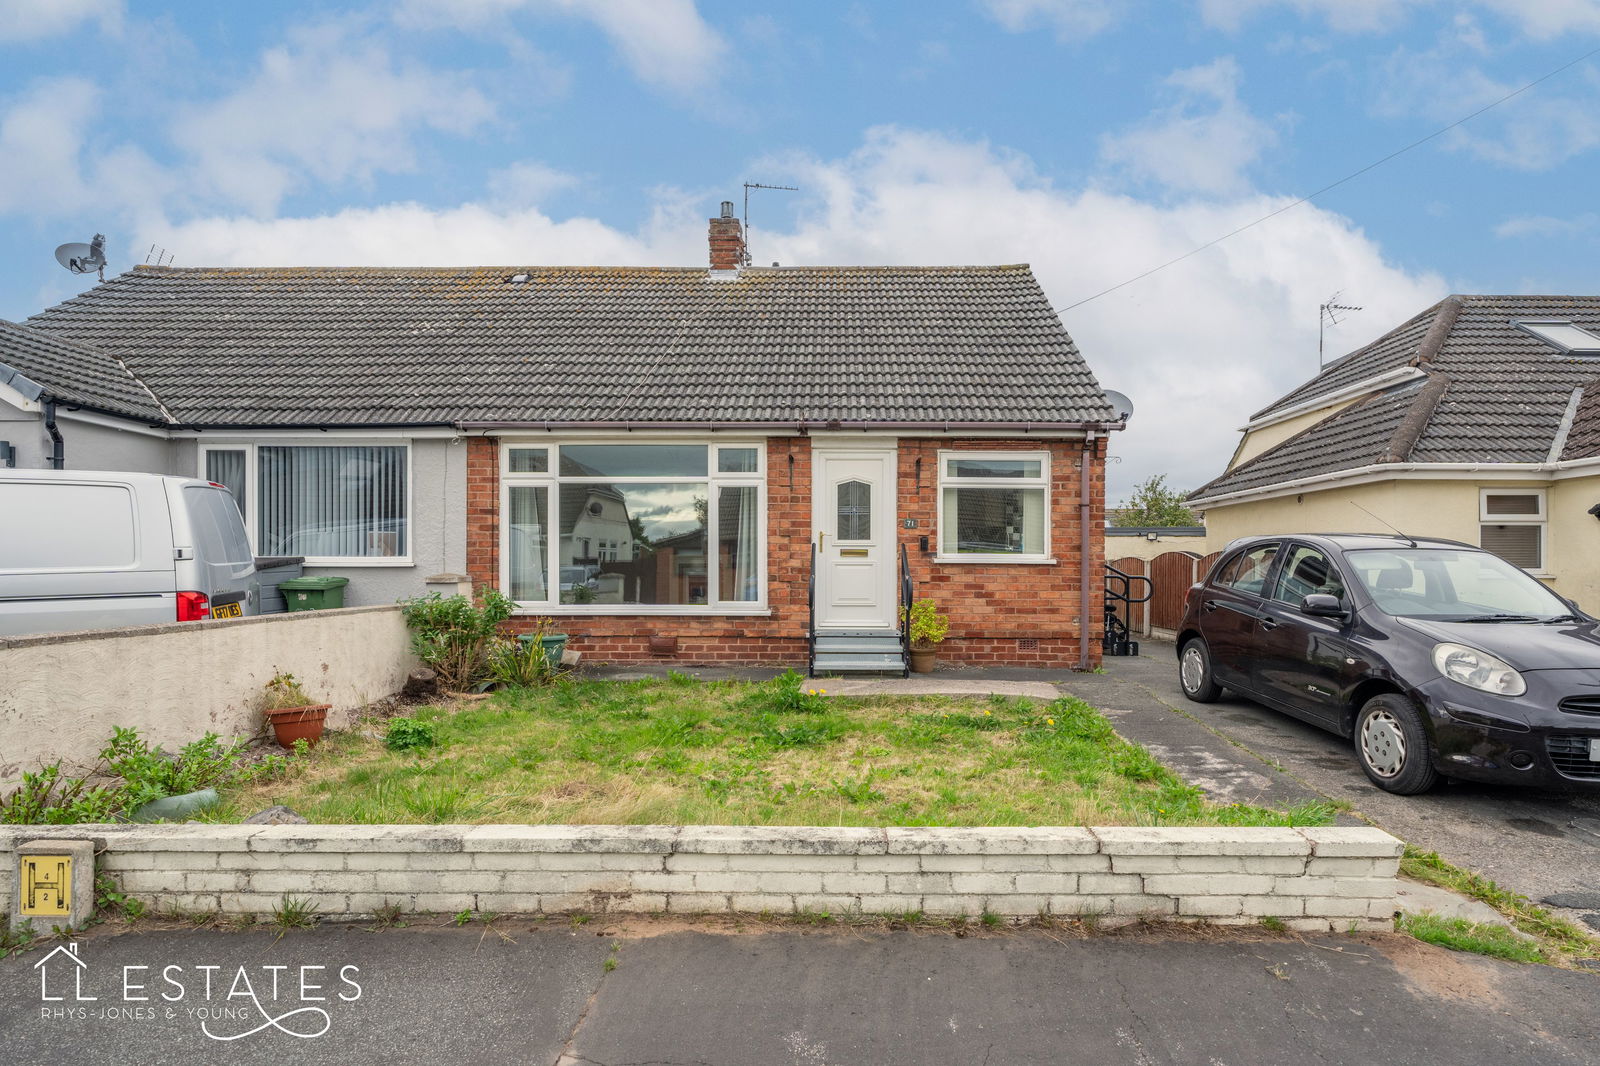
1,922 -> 1593,1065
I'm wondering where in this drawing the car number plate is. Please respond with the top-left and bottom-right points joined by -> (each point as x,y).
1591,738 -> 1600,762
211,601 -> 243,619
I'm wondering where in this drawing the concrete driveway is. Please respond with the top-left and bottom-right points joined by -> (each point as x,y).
1,921 -> 1595,1065
1073,643 -> 1600,929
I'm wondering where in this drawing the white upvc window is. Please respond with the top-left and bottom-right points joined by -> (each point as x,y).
936,450 -> 1051,563
198,441 -> 413,566
1479,489 -> 1546,572
499,440 -> 766,613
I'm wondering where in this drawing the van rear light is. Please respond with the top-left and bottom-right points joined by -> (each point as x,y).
177,591 -> 211,621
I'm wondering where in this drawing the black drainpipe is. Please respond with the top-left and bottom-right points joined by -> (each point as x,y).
43,399 -> 64,470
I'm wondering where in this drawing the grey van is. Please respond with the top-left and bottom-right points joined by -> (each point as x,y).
0,470 -> 259,637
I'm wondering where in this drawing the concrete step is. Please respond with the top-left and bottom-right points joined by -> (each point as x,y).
815,629 -> 902,639
812,652 -> 907,674
814,636 -> 905,653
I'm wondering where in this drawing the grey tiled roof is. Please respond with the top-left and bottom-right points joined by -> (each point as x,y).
0,318 -> 167,423
22,265 -> 1114,428
1191,381 -> 1424,499
1195,295 -> 1600,503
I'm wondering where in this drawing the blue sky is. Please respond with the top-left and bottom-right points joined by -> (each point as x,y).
3,0 -> 1599,498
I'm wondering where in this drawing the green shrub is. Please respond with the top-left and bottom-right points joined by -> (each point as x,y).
486,636 -> 554,690
384,717 -> 439,753
0,725 -> 302,825
907,599 -> 950,648
398,588 -> 515,690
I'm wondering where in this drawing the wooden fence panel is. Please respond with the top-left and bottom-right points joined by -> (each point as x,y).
1148,551 -> 1202,632
1107,556 -> 1149,634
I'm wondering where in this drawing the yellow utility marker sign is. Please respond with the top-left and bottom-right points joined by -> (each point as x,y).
19,854 -> 73,916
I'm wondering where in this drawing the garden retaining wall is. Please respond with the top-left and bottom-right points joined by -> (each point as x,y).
0,605 -> 417,790
1,824 -> 1403,933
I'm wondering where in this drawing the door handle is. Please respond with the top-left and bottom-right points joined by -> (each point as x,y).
1259,616 -> 1280,631
817,532 -> 827,552
1201,599 -> 1220,613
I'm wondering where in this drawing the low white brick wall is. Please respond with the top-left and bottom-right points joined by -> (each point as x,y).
0,605 -> 417,789
1,824 -> 1404,933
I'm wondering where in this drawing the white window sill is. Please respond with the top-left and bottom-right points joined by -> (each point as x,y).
932,555 -> 1057,565
512,606 -> 772,617
300,558 -> 415,568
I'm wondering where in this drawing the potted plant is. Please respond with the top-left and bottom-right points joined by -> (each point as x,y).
906,598 -> 950,674
261,672 -> 330,749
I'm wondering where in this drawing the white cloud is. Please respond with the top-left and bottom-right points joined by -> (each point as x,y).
545,0 -> 727,94
1494,212 -> 1599,237
1200,0 -> 1600,37
1099,57 -> 1277,196
0,0 -> 121,42
143,127 -> 1444,497
168,22 -> 495,215
486,161 -> 580,207
397,0 -> 728,93
978,0 -> 1119,40
0,78 -> 99,214
1375,47 -> 1600,171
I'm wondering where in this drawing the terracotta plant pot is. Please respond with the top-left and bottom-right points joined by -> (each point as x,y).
265,704 -> 330,749
909,647 -> 938,674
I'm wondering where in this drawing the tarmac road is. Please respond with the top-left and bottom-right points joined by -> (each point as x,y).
1,921 -> 1595,1066
1071,643 -> 1600,930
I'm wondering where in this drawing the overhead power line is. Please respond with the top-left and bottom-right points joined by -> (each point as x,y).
1061,43 -> 1600,313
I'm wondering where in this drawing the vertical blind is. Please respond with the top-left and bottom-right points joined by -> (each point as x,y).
204,450 -> 247,521
259,445 -> 406,558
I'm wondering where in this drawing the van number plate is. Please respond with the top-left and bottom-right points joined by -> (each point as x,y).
212,602 -> 242,619
1591,738 -> 1600,762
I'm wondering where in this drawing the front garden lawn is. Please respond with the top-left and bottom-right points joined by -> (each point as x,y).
210,673 -> 1336,828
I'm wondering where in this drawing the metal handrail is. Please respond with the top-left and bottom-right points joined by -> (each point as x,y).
1103,562 -> 1153,654
807,541 -> 817,677
899,543 -> 912,678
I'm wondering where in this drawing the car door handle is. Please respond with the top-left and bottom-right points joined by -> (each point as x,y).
1259,616 -> 1280,631
1201,600 -> 1221,613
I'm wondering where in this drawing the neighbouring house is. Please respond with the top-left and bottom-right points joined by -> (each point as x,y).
1188,295 -> 1600,609
0,202 -> 1123,668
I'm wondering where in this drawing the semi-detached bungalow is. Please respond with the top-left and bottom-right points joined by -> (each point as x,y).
0,205 -> 1122,670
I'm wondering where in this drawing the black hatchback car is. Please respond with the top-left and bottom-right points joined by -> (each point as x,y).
1176,533 -> 1600,795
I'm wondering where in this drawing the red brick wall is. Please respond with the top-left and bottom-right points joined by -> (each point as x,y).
465,434 -> 1106,669
896,438 -> 1106,669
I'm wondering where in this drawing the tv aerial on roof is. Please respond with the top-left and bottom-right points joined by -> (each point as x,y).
54,233 -> 108,281
1104,390 -> 1135,423
1319,291 -> 1362,366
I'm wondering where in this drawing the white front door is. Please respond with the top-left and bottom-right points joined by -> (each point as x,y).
812,445 -> 898,630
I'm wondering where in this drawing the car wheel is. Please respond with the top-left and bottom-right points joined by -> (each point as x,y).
1354,694 -> 1439,795
1178,637 -> 1223,703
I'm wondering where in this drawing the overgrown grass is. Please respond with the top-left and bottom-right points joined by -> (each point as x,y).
1398,913 -> 1548,965
212,674 -> 1336,829
1401,846 -> 1598,965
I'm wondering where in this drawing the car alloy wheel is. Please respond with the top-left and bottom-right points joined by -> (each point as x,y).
1180,646 -> 1206,694
1359,708 -> 1407,778
1177,637 -> 1222,702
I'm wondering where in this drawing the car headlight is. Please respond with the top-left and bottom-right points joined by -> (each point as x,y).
1431,643 -> 1526,697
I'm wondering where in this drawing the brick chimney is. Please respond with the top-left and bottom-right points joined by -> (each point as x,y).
708,200 -> 745,271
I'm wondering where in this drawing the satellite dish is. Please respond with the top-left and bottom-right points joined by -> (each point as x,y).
54,233 -> 107,281
1105,389 -> 1135,423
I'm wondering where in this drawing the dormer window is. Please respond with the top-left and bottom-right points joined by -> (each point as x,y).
1512,319 -> 1600,357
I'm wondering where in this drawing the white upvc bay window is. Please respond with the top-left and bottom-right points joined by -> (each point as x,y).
936,450 -> 1051,562
500,441 -> 766,613
199,442 -> 412,565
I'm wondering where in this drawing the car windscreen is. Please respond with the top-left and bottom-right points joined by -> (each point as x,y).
1344,548 -> 1571,621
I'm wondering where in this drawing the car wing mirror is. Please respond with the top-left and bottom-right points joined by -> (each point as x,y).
1300,593 -> 1348,619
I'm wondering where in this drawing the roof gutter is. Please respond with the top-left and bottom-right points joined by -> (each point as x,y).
456,419 -> 1128,434
1189,458 -> 1597,509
